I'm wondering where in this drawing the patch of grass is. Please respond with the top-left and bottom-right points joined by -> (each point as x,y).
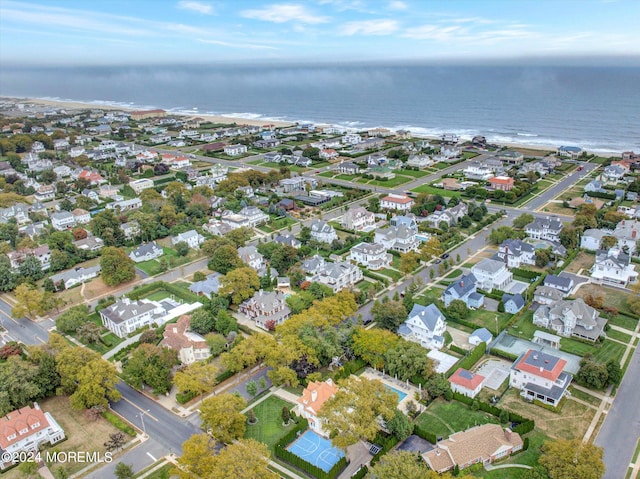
444,269 -> 463,279
102,410 -> 137,436
572,283 -> 638,317
509,311 -> 538,340
608,314 -> 639,332
562,251 -> 595,275
415,399 -> 499,439
335,174 -> 359,181
244,396 -> 295,452
135,463 -> 173,479
412,184 -> 463,197
378,268 -> 402,281
398,169 -> 428,178
146,290 -> 173,302
362,176 -> 413,188
318,171 -> 336,178
466,309 -> 512,333
606,329 -> 633,344
568,386 -> 601,407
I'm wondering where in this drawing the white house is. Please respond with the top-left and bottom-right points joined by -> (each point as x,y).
602,164 -> 628,183
172,230 -> 205,249
613,219 -> 639,254
130,178 -> 155,194
590,248 -> 638,287
471,259 -> 514,293
302,255 -> 363,292
496,239 -> 535,268
398,303 -> 447,350
380,194 -> 414,212
100,297 -> 202,338
296,379 -> 338,437
406,154 -> 433,168
341,207 -> 375,231
160,316 -> 211,365
510,349 -> 572,406
239,290 -> 291,330
107,198 -> 142,211
238,245 -> 266,273
374,225 -> 419,253
238,206 -> 269,227
129,242 -> 163,263
449,368 -> 486,398
580,229 -> 609,251
71,208 -> 91,225
50,211 -> 76,230
534,298 -> 607,342
49,265 -> 101,289
349,242 -> 392,270
0,404 -> 65,470
525,217 -> 563,242
310,220 -> 338,244
224,144 -> 248,156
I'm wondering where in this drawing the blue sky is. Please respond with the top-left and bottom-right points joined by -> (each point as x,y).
1,0 -> 639,65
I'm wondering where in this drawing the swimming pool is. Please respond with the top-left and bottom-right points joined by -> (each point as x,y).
385,384 -> 408,402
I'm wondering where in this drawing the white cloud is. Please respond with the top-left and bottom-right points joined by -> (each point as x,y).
340,19 -> 399,36
177,1 -> 214,15
403,24 -> 464,41
241,4 -> 329,24
388,1 -> 407,10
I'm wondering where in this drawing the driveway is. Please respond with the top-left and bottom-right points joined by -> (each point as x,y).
475,358 -> 511,391
396,435 -> 434,454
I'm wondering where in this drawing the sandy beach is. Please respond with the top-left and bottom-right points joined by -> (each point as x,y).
19,97 -> 295,128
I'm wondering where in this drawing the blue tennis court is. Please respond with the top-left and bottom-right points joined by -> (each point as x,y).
286,430 -> 344,472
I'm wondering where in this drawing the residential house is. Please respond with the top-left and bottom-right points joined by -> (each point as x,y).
239,290 -> 291,330
543,274 -> 574,296
590,248 -> 638,287
220,211 -> 252,230
349,242 -> 392,270
263,152 -> 282,163
463,163 -> 494,181
584,180 -> 606,194
557,146 -> 582,158
310,220 -> 338,244
51,211 -> 76,230
380,194 -> 414,212
442,273 -> 484,308
374,225 -> 419,253
510,349 -> 572,406
534,298 -> 607,341
613,219 -> 639,254
502,293 -> 525,314
469,328 -> 493,346
7,245 -> 51,271
488,176 -> 515,191
406,154 -> 433,168
497,150 -> 524,165
172,230 -> 205,249
49,265 -> 101,289
34,184 -> 56,202
223,144 -> 248,156
19,221 -> 47,239
189,273 -> 222,298
471,259 -> 513,293
496,239 -> 535,268
98,184 -> 120,199
320,148 -> 338,160
129,242 -> 163,263
238,206 -> 269,227
580,228 -> 609,250
533,285 -> 565,305
274,233 -> 301,249
389,214 -> 418,231
107,198 -> 142,212
71,208 -> 91,225
296,379 -> 338,437
130,178 -> 154,194
78,170 -> 105,185
423,424 -> 522,473
238,245 -> 267,274
398,303 -> 447,350
73,235 -> 104,252
341,133 -> 362,145
202,219 -> 233,236
100,297 -> 201,338
160,316 -> 210,365
426,203 -> 468,228
276,199 -> 296,212
120,221 -> 140,240
341,207 -> 375,231
301,255 -> 363,293
602,164 -> 628,183
0,404 -> 65,470
449,368 -> 486,398
336,162 -> 359,175
280,177 -> 308,193
82,189 -> 100,202
525,217 -> 563,242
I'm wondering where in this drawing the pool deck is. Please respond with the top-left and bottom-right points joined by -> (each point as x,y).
360,369 -> 417,412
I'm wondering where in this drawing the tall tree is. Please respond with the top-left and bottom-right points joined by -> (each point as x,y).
399,251 -> 421,274
420,237 -> 444,261
368,450 -> 469,479
219,267 -> 260,305
384,340 -> 434,381
371,300 -> 407,331
208,244 -> 241,274
69,358 -> 121,409
100,247 -> 136,286
512,213 -> 534,229
18,254 -> 45,282
199,393 -> 247,444
0,255 -> 16,292
173,362 -> 219,400
319,376 -> 397,448
12,283 -> 44,318
90,210 -> 124,246
539,439 -> 605,479
56,305 -> 90,334
123,344 -> 178,394
351,327 -> 400,369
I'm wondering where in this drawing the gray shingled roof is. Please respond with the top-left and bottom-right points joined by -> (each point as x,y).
407,303 -> 445,332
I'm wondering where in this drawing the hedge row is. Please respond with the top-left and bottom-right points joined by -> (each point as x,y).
448,344 -> 467,356
509,267 -> 540,280
413,424 -> 438,444
583,190 -> 616,200
369,432 -> 399,466
476,288 -> 505,301
351,466 -> 368,479
490,348 -> 519,361
362,269 -> 389,286
102,410 -> 136,436
446,342 -> 486,377
334,359 -> 367,381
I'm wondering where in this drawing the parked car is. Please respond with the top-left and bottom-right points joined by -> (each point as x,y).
440,253 -> 450,259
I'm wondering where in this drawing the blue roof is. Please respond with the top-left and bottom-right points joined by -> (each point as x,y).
502,293 -> 525,309
559,146 -> 582,152
470,327 -> 492,342
444,273 -> 477,298
407,303 -> 444,332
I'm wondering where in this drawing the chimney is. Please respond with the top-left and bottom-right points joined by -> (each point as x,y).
504,428 -> 512,441
311,390 -> 318,402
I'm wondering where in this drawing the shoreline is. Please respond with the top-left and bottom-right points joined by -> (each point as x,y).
2,96 -> 620,157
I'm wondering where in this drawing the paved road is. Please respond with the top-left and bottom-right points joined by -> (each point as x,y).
595,344 -> 640,479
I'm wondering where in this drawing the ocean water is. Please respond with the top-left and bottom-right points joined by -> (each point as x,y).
1,64 -> 638,152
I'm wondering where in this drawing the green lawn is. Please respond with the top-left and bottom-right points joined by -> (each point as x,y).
378,268 -> 402,281
473,431 -> 549,478
444,269 -> 463,279
335,174 -> 359,181
411,184 -> 463,197
432,162 -> 453,170
466,309 -> 512,334
607,329 -> 633,344
398,169 -> 429,178
134,463 -> 173,479
146,290 -> 173,301
462,151 -> 480,159
318,171 -> 336,178
244,396 -> 295,452
608,314 -> 638,332
415,399 -> 499,439
560,337 -> 626,364
509,311 -> 538,340
358,175 -> 413,188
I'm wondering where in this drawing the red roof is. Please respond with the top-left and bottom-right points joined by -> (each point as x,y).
514,350 -> 566,381
0,404 -> 52,449
382,194 -> 413,204
449,368 -> 486,390
489,176 -> 514,185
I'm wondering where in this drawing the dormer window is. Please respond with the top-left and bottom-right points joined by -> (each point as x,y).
31,422 -> 40,429
20,428 -> 29,434
7,433 -> 17,440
